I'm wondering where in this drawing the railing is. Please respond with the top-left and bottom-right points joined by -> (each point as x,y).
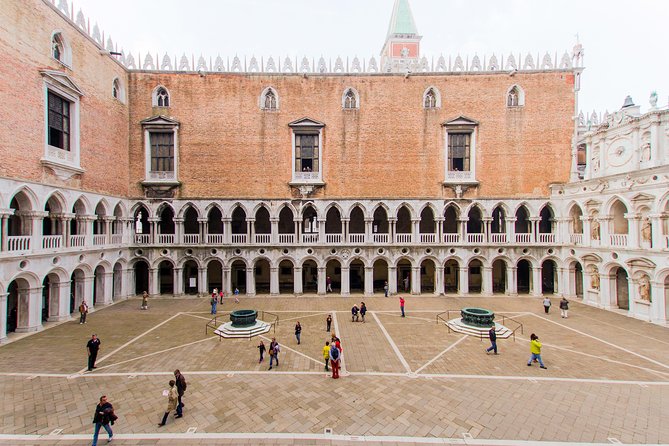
134,234 -> 150,244
278,234 -> 295,244
499,315 -> 524,342
442,233 -> 460,244
231,234 -> 247,244
515,233 -> 532,244
302,233 -> 319,244
111,234 -> 122,244
373,233 -> 389,243
255,234 -> 271,244
610,234 -> 628,247
420,233 -> 436,243
42,235 -> 62,249
445,170 -> 475,181
70,234 -> 85,247
93,234 -> 106,246
158,234 -> 175,244
8,235 -> 31,251
183,234 -> 200,244
537,233 -> 555,244
467,233 -> 484,244
489,233 -> 507,244
395,233 -> 411,244
326,233 -> 342,243
570,233 -> 583,245
348,233 -> 365,244
208,234 -> 225,244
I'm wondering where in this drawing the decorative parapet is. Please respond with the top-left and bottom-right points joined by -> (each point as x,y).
44,0 -> 580,75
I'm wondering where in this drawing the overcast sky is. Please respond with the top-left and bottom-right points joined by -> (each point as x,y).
73,0 -> 667,115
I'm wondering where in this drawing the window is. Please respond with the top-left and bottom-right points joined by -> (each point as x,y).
506,85 -> 525,107
442,116 -> 479,184
150,132 -> 174,172
289,117 -> 325,185
342,88 -> 359,109
448,133 -> 470,172
112,79 -> 120,100
52,34 -> 63,61
260,87 -> 278,110
295,134 -> 319,173
423,87 -> 441,109
152,86 -> 170,107
51,32 -> 71,66
48,91 -> 70,151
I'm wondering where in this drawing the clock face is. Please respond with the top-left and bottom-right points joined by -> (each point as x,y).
606,142 -> 632,167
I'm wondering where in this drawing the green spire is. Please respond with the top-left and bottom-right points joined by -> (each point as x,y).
387,0 -> 418,37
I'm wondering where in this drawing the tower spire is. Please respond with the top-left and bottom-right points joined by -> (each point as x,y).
381,0 -> 422,72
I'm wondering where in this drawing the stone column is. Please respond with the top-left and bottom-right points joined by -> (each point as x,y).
483,217 -> 492,243
16,286 -> 43,333
244,265 -> 255,296
482,266 -> 492,295
248,219 -> 255,244
505,217 -> 515,244
649,214 -> 662,249
650,280 -> 665,323
317,267 -> 327,295
30,211 -> 48,252
270,267 -> 279,296
341,218 -> 349,241
101,272 -> 114,305
62,214 -> 73,247
599,273 -> 612,309
318,218 -> 326,245
270,218 -> 279,244
198,217 -> 208,243
83,215 -> 95,247
340,266 -> 350,296
411,266 -> 420,294
388,217 -> 397,243
435,265 -> 445,295
223,218 -> 231,244
458,218 -> 468,243
173,267 -> 183,297
529,217 -> 539,243
149,267 -> 159,297
532,266 -> 542,297
557,267 -> 567,297
388,266 -> 397,295
411,218 -> 420,244
364,218 -> 373,244
0,292 -> 8,343
198,267 -> 208,296
600,216 -> 612,247
435,216 -> 444,242
293,266 -> 303,295
173,217 -> 184,244
581,216 -> 591,246
507,266 -> 517,296
625,213 -> 641,249
52,281 -> 71,321
122,267 -> 133,299
0,213 -> 10,251
458,267 -> 469,295
294,219 -> 302,244
364,266 -> 374,296
223,266 -> 232,295
149,218 -> 159,245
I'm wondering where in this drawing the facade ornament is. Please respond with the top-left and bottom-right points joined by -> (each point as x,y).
559,52 -> 572,69
383,59 -> 392,73
340,249 -> 351,260
265,56 -> 276,73
436,55 -> 446,72
248,56 -> 259,72
333,57 -> 344,73
638,275 -> 651,301
641,218 -> 651,242
649,91 -> 658,110
578,111 -> 585,126
523,54 -> 535,70
196,55 -> 207,71
470,55 -> 481,71
591,147 -> 600,172
487,54 -> 499,70
125,53 -> 136,69
161,54 -> 172,71
178,54 -> 190,71
419,57 -> 429,72
591,219 -> 600,240
590,110 -> 599,125
453,55 -> 464,71
231,56 -> 242,72
282,56 -> 293,73
505,53 -> 517,70
300,57 -> 311,73
367,57 -> 378,73
541,52 -> 553,69
351,57 -> 361,73
57,0 -> 69,15
142,53 -> 154,70
92,24 -> 101,44
590,267 -> 600,290
213,55 -> 224,71
76,9 -> 86,30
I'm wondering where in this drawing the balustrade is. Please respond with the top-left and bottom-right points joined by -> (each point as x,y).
255,234 -> 271,244
134,234 -> 150,244
538,233 -> 556,244
442,233 -> 460,244
467,233 -> 484,244
70,234 -> 85,247
325,233 -> 342,243
420,233 -> 436,243
231,234 -> 247,244
183,234 -> 200,244
207,234 -> 225,244
395,233 -> 411,244
93,234 -> 106,246
570,233 -> 583,245
278,234 -> 295,244
42,235 -> 62,249
373,233 -> 389,243
348,233 -> 365,244
8,235 -> 31,251
158,234 -> 175,244
111,234 -> 122,244
610,234 -> 628,247
515,233 -> 532,243
302,233 -> 319,244
489,233 -> 507,243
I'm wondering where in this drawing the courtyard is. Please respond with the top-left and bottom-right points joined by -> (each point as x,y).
0,295 -> 667,445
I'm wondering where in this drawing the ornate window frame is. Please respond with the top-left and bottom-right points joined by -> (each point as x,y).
423,86 -> 441,109
152,85 -> 170,107
40,70 -> 84,179
51,30 -> 72,68
112,77 -> 125,103
442,116 -> 479,190
259,87 -> 279,110
506,84 -> 525,107
342,87 -> 360,110
288,118 -> 325,195
140,115 -> 181,197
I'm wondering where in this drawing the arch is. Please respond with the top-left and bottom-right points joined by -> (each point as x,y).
278,206 -> 294,235
254,205 -> 271,236
325,258 -> 342,293
491,205 -> 507,234
419,257 -> 437,293
345,202 -> 368,219
259,86 -> 279,110
444,258 -> 460,293
467,206 -> 483,234
423,86 -> 441,109
506,84 -> 525,107
44,191 -> 67,214
393,256 -> 416,268
515,205 -> 531,234
419,206 -> 436,235
396,205 -> 412,234
132,259 -> 150,295
131,202 -> 152,219
541,259 -> 557,294
204,202 -> 224,217
443,204 -> 460,235
568,203 -> 584,234
94,199 -> 109,217
468,258 -> 484,293
301,258 -> 319,292
325,205 -> 343,235
51,30 -> 72,66
608,199 -> 629,235
176,202 -> 200,219
611,266 -> 629,310
463,202 -> 487,217
9,186 -> 39,211
348,258 -> 366,293
152,85 -> 170,107
276,258 -> 294,294
182,205 -> 199,236
181,259 -> 199,295
112,77 -> 124,102
539,204 -> 555,234
207,205 -> 223,235
349,205 -> 366,235
253,257 -> 271,294
112,201 -> 127,218
516,258 -> 533,294
342,87 -> 360,109
491,258 -> 508,294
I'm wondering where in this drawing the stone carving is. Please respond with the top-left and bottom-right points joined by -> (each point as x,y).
591,219 -> 600,240
641,218 -> 651,242
488,54 -> 499,70
649,91 -> 658,109
578,111 -> 585,126
505,54 -> 517,70
106,37 -> 114,53
214,55 -> 224,71
559,52 -> 571,69
382,59 -> 392,73
125,53 -> 136,69
161,54 -> 172,71
591,147 -> 600,172
523,54 -> 535,70
76,9 -> 86,30
351,57 -> 361,73
419,57 -> 429,72
367,57 -> 378,73
265,56 -> 276,72
300,56 -> 310,73
638,275 -> 650,301
92,24 -> 101,44
541,53 -> 553,69
436,55 -> 447,72
453,55 -> 464,71
142,53 -> 154,70
640,139 -> 651,163
590,267 -> 600,290
590,110 -> 599,125
282,56 -> 293,73
340,249 -> 351,260
470,55 -> 481,71
231,56 -> 242,72
248,56 -> 259,72
58,0 -> 69,15
317,57 -> 327,73
196,55 -> 207,71
178,54 -> 190,71
333,57 -> 344,73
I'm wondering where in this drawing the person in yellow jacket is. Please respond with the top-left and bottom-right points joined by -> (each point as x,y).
323,341 -> 330,371
527,333 -> 547,369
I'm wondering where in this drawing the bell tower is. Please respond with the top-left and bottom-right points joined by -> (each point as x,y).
380,0 -> 422,72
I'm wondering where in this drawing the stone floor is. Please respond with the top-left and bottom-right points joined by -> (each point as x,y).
0,294 -> 668,445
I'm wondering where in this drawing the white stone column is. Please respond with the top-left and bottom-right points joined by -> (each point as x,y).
411,266 -> 420,295
625,213 -> 641,249
52,281 -> 71,321
122,267 -> 134,299
649,214 -> 662,250
411,218 -> 420,244
388,266 -> 397,295
482,266 -> 492,295
223,266 -> 232,295
600,217 -> 612,247
0,292 -> 8,342
198,267 -> 208,296
270,267 -> 279,296
532,266 -> 542,297
82,275 -> 95,310
198,217 -> 208,243
173,267 -> 183,296
341,218 -> 349,241
0,213 -> 10,251
435,265 -> 445,295
174,217 -> 184,244
364,218 -> 373,244
318,218 -> 326,245
650,280 -> 665,324
458,267 -> 469,295
364,266 -> 374,296
435,217 -> 444,242
150,267 -> 159,297
317,267 -> 327,295
223,218 -> 231,244
248,220 -> 255,244
529,217 -> 539,243
388,218 -> 397,243
507,266 -> 517,296
483,217 -> 492,243
30,211 -> 48,252
581,217 -> 592,246
16,286 -> 43,333
293,266 -> 303,295
83,216 -> 95,247
101,272 -> 114,305
599,274 -> 612,309
506,217 -> 515,243
557,267 -> 567,297
458,218 -> 468,243
270,218 -> 279,244
245,266 -> 256,297
340,266 -> 350,296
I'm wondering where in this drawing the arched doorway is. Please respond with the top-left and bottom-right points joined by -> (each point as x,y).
664,276 -> 669,321
231,207 -> 247,243
207,206 -> 224,243
278,207 -> 295,243
133,260 -> 149,295
443,206 -> 459,243
492,259 -> 506,294
41,276 -> 51,322
419,208 -> 436,243
397,259 -> 412,292
373,259 -> 389,294
420,259 -> 436,293
468,259 -> 482,293
444,259 -> 459,292
112,262 -> 123,300
517,259 -> 531,294
467,207 -> 483,243
207,259 -> 223,294
43,273 -> 61,321
157,205 -> 175,243
541,260 -> 556,294
254,207 -> 271,244
70,269 -> 86,314
302,260 -> 318,292
253,259 -> 270,294
349,206 -> 365,243
158,260 -> 174,295
349,259 -> 365,293
325,207 -> 343,243
372,207 -> 389,243
231,260 -> 247,294
182,260 -> 198,295
326,259 -> 341,293
93,265 -> 105,305
572,262 -> 583,298
515,206 -> 531,242
183,206 -> 199,243
614,267 -> 629,310
277,259 -> 293,294
6,280 -> 27,333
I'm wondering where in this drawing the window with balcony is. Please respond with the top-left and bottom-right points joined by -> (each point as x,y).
289,118 -> 325,186
48,91 -> 70,151
443,116 -> 479,185
141,116 -> 180,197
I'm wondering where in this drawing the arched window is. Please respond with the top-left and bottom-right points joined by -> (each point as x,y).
152,86 -> 170,107
342,88 -> 359,109
506,85 -> 525,107
112,78 -> 122,101
423,87 -> 440,109
260,87 -> 278,110
51,31 -> 71,66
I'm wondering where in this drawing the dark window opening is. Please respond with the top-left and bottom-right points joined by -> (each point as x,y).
150,132 -> 174,172
48,91 -> 70,151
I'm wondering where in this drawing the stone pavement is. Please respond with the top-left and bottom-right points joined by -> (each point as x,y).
0,294 -> 668,445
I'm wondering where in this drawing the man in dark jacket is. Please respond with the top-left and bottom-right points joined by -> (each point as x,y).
87,334 -> 101,371
486,326 -> 498,355
174,369 -> 187,418
91,395 -> 114,446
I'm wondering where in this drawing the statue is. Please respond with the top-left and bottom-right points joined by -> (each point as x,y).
641,218 -> 651,242
638,275 -> 650,301
135,213 -> 143,234
591,219 -> 600,240
640,141 -> 651,163
590,267 -> 600,290
649,91 -> 658,109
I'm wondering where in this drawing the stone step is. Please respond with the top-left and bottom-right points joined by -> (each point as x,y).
444,319 -> 515,339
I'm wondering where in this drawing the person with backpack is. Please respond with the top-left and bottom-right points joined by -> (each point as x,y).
91,395 -> 116,446
329,341 -> 341,379
174,369 -> 187,418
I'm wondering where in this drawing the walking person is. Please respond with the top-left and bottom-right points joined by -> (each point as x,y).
384,281 -> 389,297
323,341 -> 330,371
257,340 -> 266,363
359,302 -> 367,323
233,288 -> 240,303
326,276 -> 333,293
295,321 -> 302,345
486,326 -> 498,354
269,337 -> 280,370
329,340 -> 341,379
326,314 -> 332,332
399,296 -> 405,317
527,333 -> 547,369
219,289 -> 224,304
87,333 -> 101,371
141,291 -> 149,310
79,300 -> 89,324
158,380 -> 178,427
542,296 -> 551,314
174,369 -> 187,418
210,294 -> 217,315
559,297 -> 569,318
91,395 -> 115,446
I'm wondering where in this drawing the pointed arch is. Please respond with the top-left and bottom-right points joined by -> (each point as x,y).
346,202 -> 368,219
44,190 -> 67,213
342,87 -> 360,109
259,86 -> 279,110
152,85 -> 170,107
10,186 -> 39,211
506,84 -> 525,107
423,86 -> 441,109
51,30 -> 72,66
177,202 -> 201,219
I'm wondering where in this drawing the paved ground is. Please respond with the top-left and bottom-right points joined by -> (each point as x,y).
0,294 -> 668,445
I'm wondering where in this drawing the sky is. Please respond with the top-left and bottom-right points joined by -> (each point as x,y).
72,0 -> 667,115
